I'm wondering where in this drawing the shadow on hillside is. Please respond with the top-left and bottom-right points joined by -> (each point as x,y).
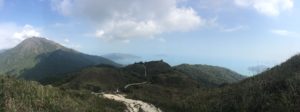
20,49 -> 117,83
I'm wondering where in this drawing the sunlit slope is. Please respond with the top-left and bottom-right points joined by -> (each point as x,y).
0,37 -> 120,81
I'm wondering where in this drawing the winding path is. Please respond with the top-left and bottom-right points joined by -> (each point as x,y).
94,63 -> 162,112
124,64 -> 148,89
93,93 -> 162,112
124,81 -> 148,89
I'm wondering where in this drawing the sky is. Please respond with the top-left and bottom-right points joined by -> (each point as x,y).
0,0 -> 299,76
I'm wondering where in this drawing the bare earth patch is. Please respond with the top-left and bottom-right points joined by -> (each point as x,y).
102,94 -> 162,112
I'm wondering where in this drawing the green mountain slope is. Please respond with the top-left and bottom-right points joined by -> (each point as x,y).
57,66 -> 128,91
175,64 -> 246,86
0,76 -> 125,112
0,37 -> 119,81
54,60 -> 244,111
54,61 -> 200,112
54,55 -> 300,112
180,54 -> 300,112
57,61 -> 201,91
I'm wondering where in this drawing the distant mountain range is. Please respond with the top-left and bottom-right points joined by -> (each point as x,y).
102,53 -> 142,65
0,37 -> 119,81
1,37 -> 300,112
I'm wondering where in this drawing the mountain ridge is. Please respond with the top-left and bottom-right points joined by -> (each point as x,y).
174,64 -> 246,86
0,37 -> 120,81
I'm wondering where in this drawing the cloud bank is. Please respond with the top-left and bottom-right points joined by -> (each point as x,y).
51,0 -> 204,40
0,23 -> 41,49
13,25 -> 41,41
248,65 -> 269,74
235,0 -> 293,16
271,29 -> 296,36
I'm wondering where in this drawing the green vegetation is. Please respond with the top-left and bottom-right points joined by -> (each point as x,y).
0,76 -> 125,112
175,64 -> 246,86
176,55 -> 300,112
118,56 -> 300,112
0,37 -> 119,81
56,61 -> 201,92
54,61 -> 246,112
57,66 -> 128,92
56,58 -> 300,112
2,37 -> 299,112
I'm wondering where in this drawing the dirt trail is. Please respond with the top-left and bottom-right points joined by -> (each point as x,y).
93,64 -> 162,112
101,94 -> 162,112
124,81 -> 148,89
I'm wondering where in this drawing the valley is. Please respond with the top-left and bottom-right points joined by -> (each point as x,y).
0,37 -> 300,112
1,0 -> 299,111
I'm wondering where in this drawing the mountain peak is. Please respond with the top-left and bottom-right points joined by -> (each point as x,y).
17,37 -> 63,49
13,37 -> 67,55
0,36 -> 119,80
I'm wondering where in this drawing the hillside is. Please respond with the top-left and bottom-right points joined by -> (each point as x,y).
56,61 -> 200,91
0,37 -> 119,81
179,54 -> 300,112
54,60 -> 245,111
57,66 -> 129,91
0,76 -> 125,112
123,55 -> 300,112
175,64 -> 246,86
54,54 -> 300,112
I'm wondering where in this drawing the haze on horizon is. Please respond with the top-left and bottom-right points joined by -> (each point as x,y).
0,0 -> 299,76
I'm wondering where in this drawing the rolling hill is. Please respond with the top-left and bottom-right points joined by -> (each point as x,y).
0,76 -> 125,112
53,60 -> 246,111
53,53 -> 300,112
122,55 -> 300,112
178,54 -> 300,112
56,61 -> 201,91
0,37 -> 119,81
175,64 -> 246,86
3,37 -> 298,112
56,60 -> 242,92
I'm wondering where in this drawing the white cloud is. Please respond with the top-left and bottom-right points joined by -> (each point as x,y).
208,17 -> 247,32
235,0 -> 293,16
221,25 -> 247,32
64,38 -> 70,43
13,25 -> 41,41
0,23 -> 41,49
51,0 -> 204,41
95,30 -> 105,38
95,20 -> 161,40
60,38 -> 82,49
51,0 -> 73,16
271,29 -> 294,36
248,65 -> 269,74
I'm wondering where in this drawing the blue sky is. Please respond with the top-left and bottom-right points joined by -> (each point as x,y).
0,0 -> 299,75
